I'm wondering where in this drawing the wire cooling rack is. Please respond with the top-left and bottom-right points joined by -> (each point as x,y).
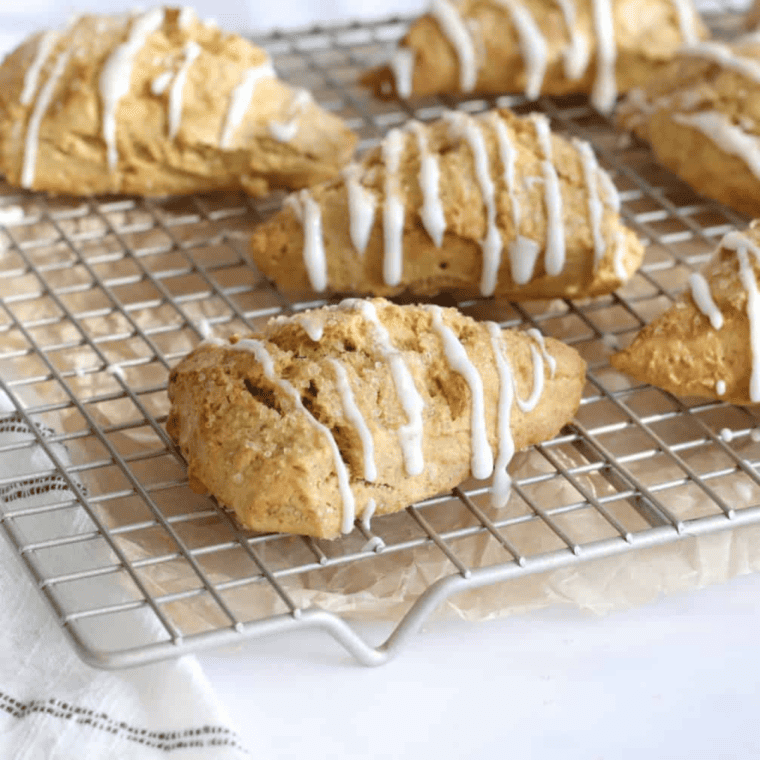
2,5 -> 760,670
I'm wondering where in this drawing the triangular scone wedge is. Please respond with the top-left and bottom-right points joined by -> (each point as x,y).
361,0 -> 707,114
0,8 -> 356,197
167,298 -> 586,539
611,224 -> 760,405
250,108 -> 643,301
618,35 -> 760,218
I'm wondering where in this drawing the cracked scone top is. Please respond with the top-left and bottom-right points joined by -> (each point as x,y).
618,34 -> 760,218
250,108 -> 644,300
167,298 -> 586,538
361,0 -> 707,114
612,224 -> 760,405
0,7 -> 356,197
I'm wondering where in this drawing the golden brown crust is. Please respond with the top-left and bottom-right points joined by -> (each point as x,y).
611,222 -> 760,405
746,0 -> 760,30
360,0 -> 708,105
249,108 -> 643,300
0,8 -> 356,197
167,298 -> 586,538
617,37 -> 760,218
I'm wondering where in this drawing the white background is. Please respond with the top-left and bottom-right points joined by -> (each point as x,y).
3,1 -> 760,758
0,0 -> 426,56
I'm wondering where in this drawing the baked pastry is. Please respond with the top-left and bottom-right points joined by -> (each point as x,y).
618,35 -> 760,218
249,108 -> 644,300
0,7 -> 356,197
167,298 -> 586,538
611,224 -> 760,405
746,0 -> 760,30
361,0 -> 708,114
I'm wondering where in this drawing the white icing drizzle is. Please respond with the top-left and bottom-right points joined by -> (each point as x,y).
589,0 -> 617,114
168,41 -> 200,139
683,42 -> 760,85
554,0 -> 590,81
274,311 -> 328,342
329,358 -> 378,485
219,60 -> 275,149
525,328 -> 556,378
100,8 -> 166,171
343,164 -> 376,255
391,47 -> 415,98
752,428 -> 760,443
670,0 -> 699,46
489,113 -> 542,286
724,230 -> 760,263
0,206 -> 24,226
513,342 -> 545,413
343,299 -> 425,476
360,499 -> 385,550
407,121 -> 446,248
573,139 -> 606,268
532,112 -> 553,159
177,6 -> 197,28
447,112 -> 502,296
381,129 -> 407,287
20,31 -> 59,105
724,235 -> 760,402
427,306 -> 494,479
486,323 -> 515,508
21,47 -> 71,189
613,230 -> 628,281
532,114 -> 566,277
429,0 -> 478,92
689,272 -> 724,330
361,498 -> 377,531
597,167 -> 621,213
232,338 -> 356,532
269,89 -> 312,142
672,111 -> 760,181
286,190 -> 328,292
151,71 -> 173,95
495,0 -> 547,100
716,380 -> 727,396
197,319 -> 212,340
510,236 -> 543,286
720,427 -> 734,443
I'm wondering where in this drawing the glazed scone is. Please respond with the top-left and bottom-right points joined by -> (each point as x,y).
167,298 -> 586,538
0,7 -> 356,197
249,108 -> 644,301
618,35 -> 760,218
611,224 -> 760,405
361,0 -> 708,114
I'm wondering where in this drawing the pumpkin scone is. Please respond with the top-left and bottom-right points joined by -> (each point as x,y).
611,224 -> 760,405
360,0 -> 708,114
0,7 -> 356,197
167,298 -> 586,539
249,108 -> 643,301
618,35 -> 760,218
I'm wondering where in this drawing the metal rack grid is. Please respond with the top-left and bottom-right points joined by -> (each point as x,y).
2,7 -> 760,669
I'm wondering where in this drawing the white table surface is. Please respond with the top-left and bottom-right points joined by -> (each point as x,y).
198,571 -> 760,759
4,2 -> 760,757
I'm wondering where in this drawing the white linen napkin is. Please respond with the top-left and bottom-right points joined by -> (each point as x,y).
0,389 -> 250,760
